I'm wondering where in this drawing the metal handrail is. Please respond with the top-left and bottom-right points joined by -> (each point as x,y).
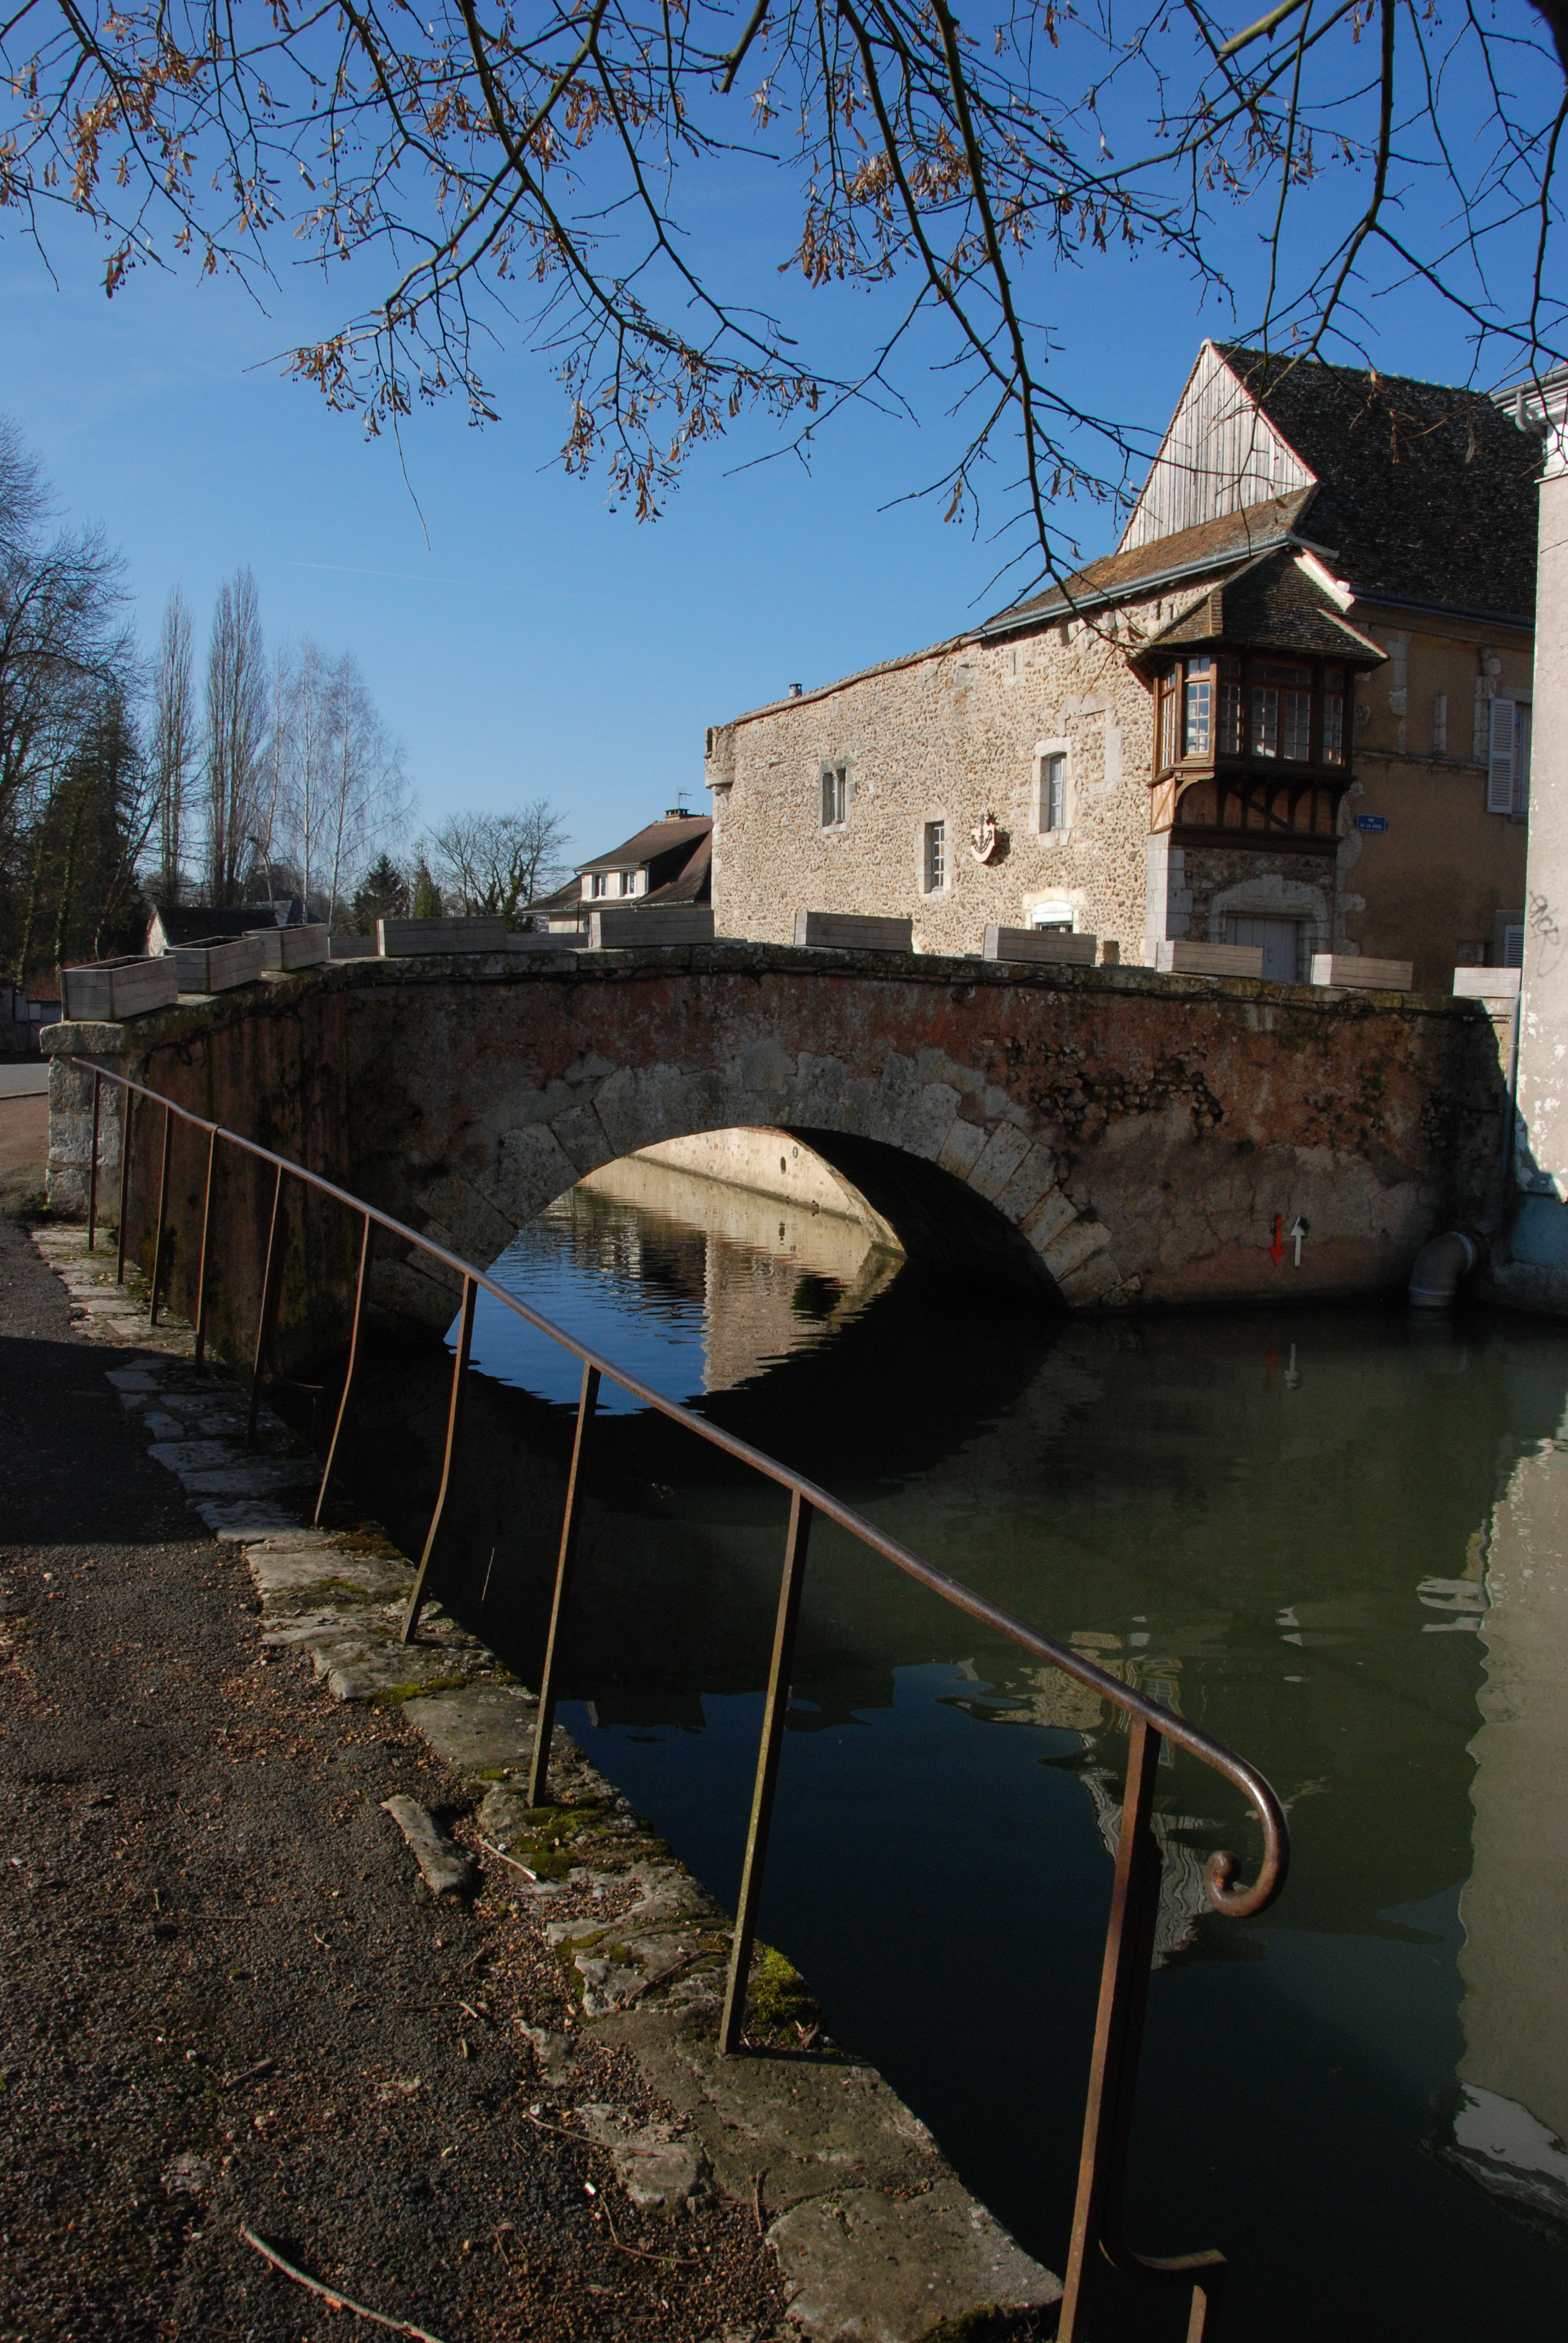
74,1055 -> 1289,2339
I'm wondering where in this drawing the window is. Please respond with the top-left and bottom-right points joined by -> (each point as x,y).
1250,662 -> 1313,761
1032,903 -> 1074,932
924,820 -> 947,893
585,871 -> 608,899
1504,922 -> 1525,969
1158,668 -> 1181,770
821,763 -> 848,827
1041,753 -> 1068,832
1158,653 -> 1350,775
1488,700 -> 1532,816
1184,657 -> 1213,756
1432,690 -> 1448,758
1322,667 -> 1346,767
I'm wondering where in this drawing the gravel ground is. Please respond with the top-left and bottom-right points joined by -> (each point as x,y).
0,1194 -> 786,2343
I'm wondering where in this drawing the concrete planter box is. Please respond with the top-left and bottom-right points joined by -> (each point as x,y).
59,955 -> 180,1022
378,916 -> 509,956
248,923 -> 329,971
172,936 -> 265,994
1311,953 -> 1414,992
983,926 -> 1097,967
328,932 -> 381,960
589,906 -> 715,949
795,911 -> 913,952
1155,940 -> 1265,979
1454,965 -> 1521,999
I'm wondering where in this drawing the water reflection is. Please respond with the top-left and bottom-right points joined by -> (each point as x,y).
1440,1430 -> 1568,2232
333,1164 -> 1568,2338
466,1153 -> 901,1411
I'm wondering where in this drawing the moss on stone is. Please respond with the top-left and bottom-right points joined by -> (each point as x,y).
745,1943 -> 822,2039
379,1674 -> 471,1703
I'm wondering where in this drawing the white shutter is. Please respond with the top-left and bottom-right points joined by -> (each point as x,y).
1488,698 -> 1517,813
1514,704 -> 1532,814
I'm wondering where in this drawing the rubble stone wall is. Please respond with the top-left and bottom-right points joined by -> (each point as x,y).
704,610 -> 1162,962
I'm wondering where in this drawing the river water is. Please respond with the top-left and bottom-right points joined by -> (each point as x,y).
345,1152 -> 1568,2338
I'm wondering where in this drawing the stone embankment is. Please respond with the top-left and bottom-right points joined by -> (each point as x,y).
17,1217 -> 1062,2342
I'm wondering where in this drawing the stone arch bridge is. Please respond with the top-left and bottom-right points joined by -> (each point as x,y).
47,940 -> 1502,1351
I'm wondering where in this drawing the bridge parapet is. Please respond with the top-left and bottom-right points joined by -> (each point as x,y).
42,940 -> 1505,1357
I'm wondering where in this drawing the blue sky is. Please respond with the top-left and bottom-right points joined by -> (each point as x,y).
0,10 -> 1553,870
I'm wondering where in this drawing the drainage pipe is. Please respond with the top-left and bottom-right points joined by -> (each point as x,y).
1408,1230 -> 1478,1311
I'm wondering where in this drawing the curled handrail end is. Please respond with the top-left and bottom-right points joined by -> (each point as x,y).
1203,1840 -> 1289,1921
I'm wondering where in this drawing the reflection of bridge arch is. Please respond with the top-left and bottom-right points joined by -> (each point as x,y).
51,937 -> 1498,1336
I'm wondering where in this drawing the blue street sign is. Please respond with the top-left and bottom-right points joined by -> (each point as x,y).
1354,814 -> 1388,832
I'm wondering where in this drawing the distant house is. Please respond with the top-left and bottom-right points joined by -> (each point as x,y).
146,900 -> 313,955
530,812 -> 712,931
704,341 -> 1540,992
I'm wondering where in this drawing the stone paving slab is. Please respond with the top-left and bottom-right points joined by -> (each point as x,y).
249,1546 -> 416,1604
198,1501 -> 308,1539
28,1216 -> 1063,2339
770,2181 -> 1063,2341
169,1458 -> 322,1497
399,1680 -> 540,1772
598,2007 -> 952,2218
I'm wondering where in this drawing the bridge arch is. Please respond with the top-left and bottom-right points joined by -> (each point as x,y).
379,1027 -> 1102,1331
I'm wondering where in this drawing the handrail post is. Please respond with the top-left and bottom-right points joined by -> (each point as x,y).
400,1276 -> 477,1644
114,1088 -> 136,1285
87,1072 -> 101,1251
148,1103 -> 174,1325
1057,1718 -> 1224,2341
193,1130 -> 218,1366
526,1360 -> 601,1807
248,1165 -> 288,1443
719,1490 -> 814,2056
315,1210 -> 373,1525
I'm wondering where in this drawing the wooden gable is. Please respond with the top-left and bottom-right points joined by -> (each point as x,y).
1119,342 -> 1316,552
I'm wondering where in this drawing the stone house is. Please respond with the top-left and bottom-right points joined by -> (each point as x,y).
703,342 -> 1538,989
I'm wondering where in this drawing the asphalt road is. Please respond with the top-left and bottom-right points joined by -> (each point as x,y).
0,1200 -> 783,2342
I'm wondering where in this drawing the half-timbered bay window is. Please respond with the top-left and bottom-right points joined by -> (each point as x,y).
1151,652 -> 1353,838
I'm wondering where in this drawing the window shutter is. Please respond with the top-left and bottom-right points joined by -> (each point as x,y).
1488,698 -> 1517,813
1514,705 -> 1532,814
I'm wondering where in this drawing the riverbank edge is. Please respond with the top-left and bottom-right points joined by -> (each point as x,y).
25,1216 -> 1063,2343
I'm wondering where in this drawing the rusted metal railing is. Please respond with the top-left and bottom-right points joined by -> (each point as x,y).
76,1058 -> 1289,2339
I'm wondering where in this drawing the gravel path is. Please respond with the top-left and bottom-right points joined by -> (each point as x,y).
0,1196 -> 784,2343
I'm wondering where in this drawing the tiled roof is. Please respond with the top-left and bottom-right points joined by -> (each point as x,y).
985,349 -> 1540,636
1134,549 -> 1387,664
578,815 -> 711,873
980,493 -> 1315,633
642,831 -> 711,905
1219,346 -> 1540,621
